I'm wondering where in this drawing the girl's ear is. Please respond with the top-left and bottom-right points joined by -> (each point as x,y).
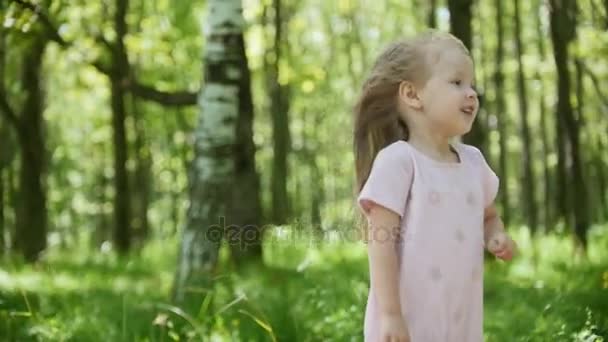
399,81 -> 423,110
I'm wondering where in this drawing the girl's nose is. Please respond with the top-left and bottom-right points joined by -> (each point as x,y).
466,87 -> 477,99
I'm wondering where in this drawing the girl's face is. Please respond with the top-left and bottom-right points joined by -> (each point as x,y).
418,46 -> 479,137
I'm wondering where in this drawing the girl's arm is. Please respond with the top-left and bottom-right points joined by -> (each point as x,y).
483,203 -> 504,245
366,204 -> 404,317
484,203 -> 517,260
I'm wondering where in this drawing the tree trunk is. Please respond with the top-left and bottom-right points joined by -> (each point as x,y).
310,156 -> 322,228
110,80 -> 131,253
131,94 -> 152,245
306,111 -> 324,232
0,123 -> 17,255
551,1 -> 573,229
0,9 -> 18,255
555,101 -> 570,226
173,0 -> 260,303
427,0 -> 437,28
15,37 -> 49,262
493,0 -> 510,227
573,60 -> 602,225
228,30 -> 264,267
549,0 -> 589,249
573,59 -> 594,222
128,3 -> 151,247
447,0 -> 472,48
594,136 -> 607,220
92,164 -> 111,248
514,0 -> 538,234
535,0 -> 553,231
110,0 -> 132,254
539,82 -> 552,229
0,168 -> 4,254
267,0 -> 291,225
0,25 -> 6,255
574,59 -> 584,124
8,163 -> 16,252
448,0 -> 485,152
604,0 -> 608,29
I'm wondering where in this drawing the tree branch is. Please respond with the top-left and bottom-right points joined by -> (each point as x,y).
130,81 -> 198,106
91,60 -> 112,76
10,0 -> 68,47
90,30 -> 114,53
11,0 -> 198,107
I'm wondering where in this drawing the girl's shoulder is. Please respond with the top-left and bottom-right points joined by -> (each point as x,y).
372,140 -> 414,170
377,139 -> 414,161
452,141 -> 479,156
452,142 -> 490,165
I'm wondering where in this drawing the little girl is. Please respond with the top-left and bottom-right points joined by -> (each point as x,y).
353,32 -> 517,342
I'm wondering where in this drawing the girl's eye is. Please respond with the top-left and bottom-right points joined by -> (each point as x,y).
451,80 -> 462,86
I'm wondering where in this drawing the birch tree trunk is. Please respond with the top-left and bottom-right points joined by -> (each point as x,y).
173,0 -> 254,302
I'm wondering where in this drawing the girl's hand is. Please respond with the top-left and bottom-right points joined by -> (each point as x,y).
378,313 -> 410,342
487,231 -> 517,261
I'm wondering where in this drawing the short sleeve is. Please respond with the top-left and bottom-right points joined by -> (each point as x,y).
475,148 -> 499,208
357,143 -> 414,218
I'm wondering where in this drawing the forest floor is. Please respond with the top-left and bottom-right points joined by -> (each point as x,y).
1,225 -> 607,341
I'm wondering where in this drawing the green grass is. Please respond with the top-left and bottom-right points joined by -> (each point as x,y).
0,225 -> 607,341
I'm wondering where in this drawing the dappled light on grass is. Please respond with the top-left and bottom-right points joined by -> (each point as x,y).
262,224 -> 367,272
0,227 -> 607,340
483,226 -> 608,341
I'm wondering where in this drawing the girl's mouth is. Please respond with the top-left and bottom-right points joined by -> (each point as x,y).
461,106 -> 475,115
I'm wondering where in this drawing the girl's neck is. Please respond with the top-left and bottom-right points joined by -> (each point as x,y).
407,130 -> 459,162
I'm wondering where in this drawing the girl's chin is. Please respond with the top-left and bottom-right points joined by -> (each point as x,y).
454,125 -> 473,137
444,116 -> 476,136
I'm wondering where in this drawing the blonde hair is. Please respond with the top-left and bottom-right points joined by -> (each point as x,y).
352,31 -> 469,242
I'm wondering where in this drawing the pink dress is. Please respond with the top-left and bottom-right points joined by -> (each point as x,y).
357,140 -> 499,342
